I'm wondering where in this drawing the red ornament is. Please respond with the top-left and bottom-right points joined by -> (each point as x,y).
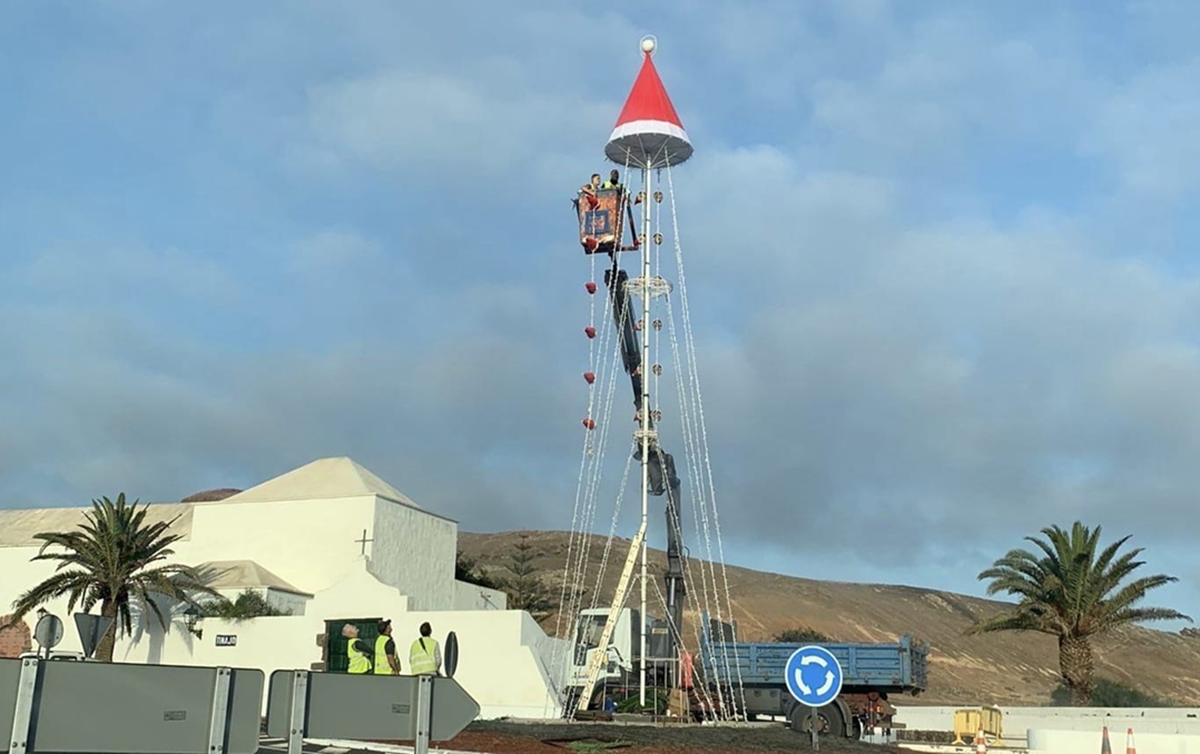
585,281 -> 597,294
583,372 -> 596,384
584,326 -> 597,339
582,418 -> 596,430
584,237 -> 598,252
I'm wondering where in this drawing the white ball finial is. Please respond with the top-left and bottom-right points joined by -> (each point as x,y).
641,35 -> 657,54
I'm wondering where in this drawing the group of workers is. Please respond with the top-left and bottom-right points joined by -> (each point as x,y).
342,619 -> 442,676
575,169 -> 624,212
580,168 -> 624,198
583,168 -> 628,195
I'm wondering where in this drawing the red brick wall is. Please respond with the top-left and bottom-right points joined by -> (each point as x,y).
0,614 -> 32,658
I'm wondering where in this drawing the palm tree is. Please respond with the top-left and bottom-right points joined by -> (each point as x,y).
8,494 -> 216,662
970,521 -> 1190,705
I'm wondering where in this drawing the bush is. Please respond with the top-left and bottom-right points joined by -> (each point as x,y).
456,550 -> 502,590
1050,677 -> 1170,707
774,626 -> 831,643
199,589 -> 289,620
615,690 -> 669,714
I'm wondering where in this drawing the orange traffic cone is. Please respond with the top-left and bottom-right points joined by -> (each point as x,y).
1125,727 -> 1136,754
975,728 -> 988,753
1101,725 -> 1113,754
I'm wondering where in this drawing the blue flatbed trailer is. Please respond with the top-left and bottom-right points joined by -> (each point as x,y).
697,623 -> 929,738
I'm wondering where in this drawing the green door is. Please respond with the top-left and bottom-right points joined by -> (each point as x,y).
324,617 -> 382,673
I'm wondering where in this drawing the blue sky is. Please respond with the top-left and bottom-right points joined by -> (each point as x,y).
4,1 -> 1200,630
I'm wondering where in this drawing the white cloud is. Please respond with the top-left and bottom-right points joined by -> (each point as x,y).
291,230 -> 383,272
1082,59 -> 1200,196
7,1 -> 1200,624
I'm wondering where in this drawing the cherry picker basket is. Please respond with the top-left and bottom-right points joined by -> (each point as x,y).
578,187 -> 638,254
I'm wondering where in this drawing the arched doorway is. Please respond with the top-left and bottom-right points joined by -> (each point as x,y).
0,614 -> 32,658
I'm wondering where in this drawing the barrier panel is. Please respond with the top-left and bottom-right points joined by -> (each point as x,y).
265,670 -> 479,754
952,705 -> 1004,745
1,657 -> 262,754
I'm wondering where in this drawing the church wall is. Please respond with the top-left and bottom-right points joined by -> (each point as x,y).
389,608 -> 568,719
264,589 -> 311,616
118,566 -> 409,686
138,566 -> 562,719
185,495 -> 378,595
369,498 -> 457,610
453,580 -> 507,611
0,554 -> 565,719
213,587 -> 311,617
520,610 -> 573,697
0,549 -> 80,654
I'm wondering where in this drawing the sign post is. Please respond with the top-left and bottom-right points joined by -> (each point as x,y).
784,645 -> 844,751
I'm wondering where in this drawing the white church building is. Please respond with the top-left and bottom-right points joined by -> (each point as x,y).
0,457 -> 567,719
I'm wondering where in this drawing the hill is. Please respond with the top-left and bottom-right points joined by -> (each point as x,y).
458,530 -> 1200,706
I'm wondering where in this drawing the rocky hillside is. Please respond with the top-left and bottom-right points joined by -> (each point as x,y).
458,530 -> 1200,706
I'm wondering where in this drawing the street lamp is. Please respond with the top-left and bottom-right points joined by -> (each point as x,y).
183,605 -> 203,639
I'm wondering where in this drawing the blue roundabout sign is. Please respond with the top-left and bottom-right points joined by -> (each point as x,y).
784,645 -> 844,708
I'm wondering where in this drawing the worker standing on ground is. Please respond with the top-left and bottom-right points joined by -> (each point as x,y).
374,619 -> 400,675
342,623 -> 374,674
409,621 -> 442,676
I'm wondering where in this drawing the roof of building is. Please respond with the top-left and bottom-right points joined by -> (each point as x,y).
197,559 -> 312,596
0,457 -> 429,549
181,488 -> 242,502
216,456 -> 420,507
0,503 -> 194,548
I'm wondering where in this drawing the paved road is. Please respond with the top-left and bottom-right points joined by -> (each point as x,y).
259,738 -> 360,754
258,737 -> 473,754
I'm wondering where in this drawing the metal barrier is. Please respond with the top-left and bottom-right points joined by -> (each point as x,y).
265,670 -> 479,754
952,705 -> 1004,746
2,657 -> 479,754
1,657 -> 263,754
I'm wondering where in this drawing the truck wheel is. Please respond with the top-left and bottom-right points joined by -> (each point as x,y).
789,703 -> 846,738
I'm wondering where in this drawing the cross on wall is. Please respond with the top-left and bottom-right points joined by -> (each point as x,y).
355,529 -> 374,556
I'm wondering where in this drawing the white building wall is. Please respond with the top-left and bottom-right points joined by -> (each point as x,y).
0,496 -> 380,639
368,497 -> 457,610
212,587 -> 311,616
0,470 -> 565,721
1027,728 -> 1200,753
452,581 -> 507,611
185,495 -> 378,595
896,704 -> 1200,735
265,590 -> 311,616
5,564 -> 562,719
392,608 -> 567,719
0,549 -> 83,654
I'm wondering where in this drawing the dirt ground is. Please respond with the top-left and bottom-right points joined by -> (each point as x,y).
415,720 -> 901,753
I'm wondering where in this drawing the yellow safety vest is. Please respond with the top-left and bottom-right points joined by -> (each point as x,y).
374,635 -> 395,674
602,181 -> 621,190
409,637 -> 439,675
347,638 -> 370,674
